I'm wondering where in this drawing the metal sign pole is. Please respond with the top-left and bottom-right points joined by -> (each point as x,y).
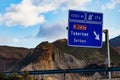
63,70 -> 66,80
103,29 -> 111,79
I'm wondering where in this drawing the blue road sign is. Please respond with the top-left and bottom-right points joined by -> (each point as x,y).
68,10 -> 103,48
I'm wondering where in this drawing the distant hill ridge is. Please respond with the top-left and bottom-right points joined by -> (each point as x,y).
110,35 -> 120,47
53,39 -> 120,66
0,37 -> 120,79
9,39 -> 120,80
0,46 -> 29,71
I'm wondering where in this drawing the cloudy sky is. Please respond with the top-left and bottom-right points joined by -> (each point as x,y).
0,0 -> 120,48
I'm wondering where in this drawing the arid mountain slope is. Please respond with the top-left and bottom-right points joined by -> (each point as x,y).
53,39 -> 120,66
110,35 -> 120,55
12,41 -> 86,71
115,46 -> 120,54
110,35 -> 120,48
10,39 -> 120,80
11,41 -> 87,80
0,46 -> 29,71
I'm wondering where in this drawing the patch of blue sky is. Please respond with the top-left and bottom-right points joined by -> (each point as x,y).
0,25 -> 39,38
0,0 -> 22,13
45,9 -> 68,24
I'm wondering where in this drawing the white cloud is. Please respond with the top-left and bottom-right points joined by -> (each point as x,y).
102,0 -> 120,11
2,0 -> 45,27
0,14 -> 2,24
0,0 -> 91,27
12,38 -> 19,42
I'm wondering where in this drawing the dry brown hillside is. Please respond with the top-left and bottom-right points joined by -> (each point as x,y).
10,39 -> 120,80
53,39 -> 120,67
0,38 -> 120,80
0,46 -> 29,71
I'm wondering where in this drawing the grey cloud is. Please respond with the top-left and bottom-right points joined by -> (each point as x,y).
36,23 -> 67,41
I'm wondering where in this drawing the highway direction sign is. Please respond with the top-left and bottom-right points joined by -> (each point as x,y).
68,10 -> 103,48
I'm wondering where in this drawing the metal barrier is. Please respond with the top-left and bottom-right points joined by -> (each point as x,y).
4,67 -> 120,75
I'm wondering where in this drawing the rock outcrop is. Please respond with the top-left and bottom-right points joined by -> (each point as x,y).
1,38 -> 120,80
12,41 -> 87,80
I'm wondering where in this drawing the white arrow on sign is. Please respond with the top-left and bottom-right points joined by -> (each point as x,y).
93,31 -> 100,40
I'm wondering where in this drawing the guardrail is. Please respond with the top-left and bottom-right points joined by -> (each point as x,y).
4,67 -> 120,75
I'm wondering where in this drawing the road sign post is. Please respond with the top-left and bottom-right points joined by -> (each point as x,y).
68,10 -> 103,48
68,10 -> 112,79
103,29 -> 111,79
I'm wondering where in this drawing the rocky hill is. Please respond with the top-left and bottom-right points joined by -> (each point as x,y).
115,46 -> 120,54
110,35 -> 120,55
11,41 -> 88,80
0,46 -> 29,72
9,39 -> 120,80
110,35 -> 120,48
53,39 -> 120,67
0,37 -> 120,80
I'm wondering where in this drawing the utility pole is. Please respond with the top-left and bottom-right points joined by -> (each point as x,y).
103,29 -> 111,79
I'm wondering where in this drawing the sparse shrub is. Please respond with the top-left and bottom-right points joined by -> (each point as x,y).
21,71 -> 32,80
0,72 -> 9,80
0,71 -> 35,80
8,72 -> 21,80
